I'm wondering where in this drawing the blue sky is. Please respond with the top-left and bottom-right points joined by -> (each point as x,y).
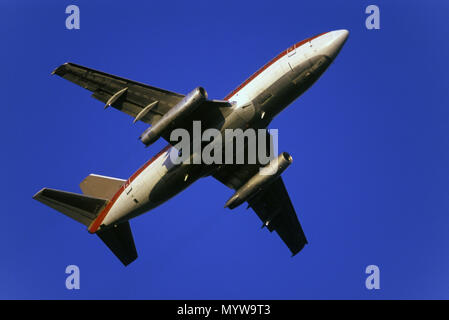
1,0 -> 448,299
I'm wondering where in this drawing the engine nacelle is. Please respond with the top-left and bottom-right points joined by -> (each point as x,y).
224,152 -> 293,209
139,87 -> 207,146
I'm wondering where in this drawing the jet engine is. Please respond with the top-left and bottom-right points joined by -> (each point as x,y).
224,152 -> 293,209
139,87 -> 207,146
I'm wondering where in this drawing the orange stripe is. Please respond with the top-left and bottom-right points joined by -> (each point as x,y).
224,32 -> 327,101
88,144 -> 172,233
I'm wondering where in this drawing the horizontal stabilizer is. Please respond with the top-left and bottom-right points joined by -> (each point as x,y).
79,174 -> 125,200
33,188 -> 108,227
97,222 -> 138,266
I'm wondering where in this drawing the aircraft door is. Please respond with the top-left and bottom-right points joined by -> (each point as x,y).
286,45 -> 297,71
124,181 -> 140,206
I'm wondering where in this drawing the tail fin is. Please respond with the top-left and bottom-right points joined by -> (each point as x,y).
96,222 -> 138,266
33,187 -> 138,266
33,188 -> 107,226
79,174 -> 125,200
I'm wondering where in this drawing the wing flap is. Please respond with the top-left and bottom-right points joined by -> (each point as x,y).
214,167 -> 308,256
53,62 -> 234,147
53,62 -> 183,125
248,178 -> 307,255
212,129 -> 307,256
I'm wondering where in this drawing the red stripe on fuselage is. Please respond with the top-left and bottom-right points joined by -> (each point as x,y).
88,144 -> 171,233
224,32 -> 327,100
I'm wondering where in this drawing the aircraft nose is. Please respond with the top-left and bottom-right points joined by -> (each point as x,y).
319,29 -> 349,60
333,29 -> 349,43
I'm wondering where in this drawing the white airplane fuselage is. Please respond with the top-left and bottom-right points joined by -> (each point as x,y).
88,30 -> 349,233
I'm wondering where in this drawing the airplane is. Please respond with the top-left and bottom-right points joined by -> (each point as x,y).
33,29 -> 349,265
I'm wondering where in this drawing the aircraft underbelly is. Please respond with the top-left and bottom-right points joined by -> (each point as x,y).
114,53 -> 333,225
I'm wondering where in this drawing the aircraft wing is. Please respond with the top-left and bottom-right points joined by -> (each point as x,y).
52,63 -> 232,136
248,178 -> 308,255
213,163 -> 308,256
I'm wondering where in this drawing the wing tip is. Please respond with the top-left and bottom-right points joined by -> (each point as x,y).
32,187 -> 47,200
121,254 -> 138,266
290,241 -> 307,257
51,62 -> 71,75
